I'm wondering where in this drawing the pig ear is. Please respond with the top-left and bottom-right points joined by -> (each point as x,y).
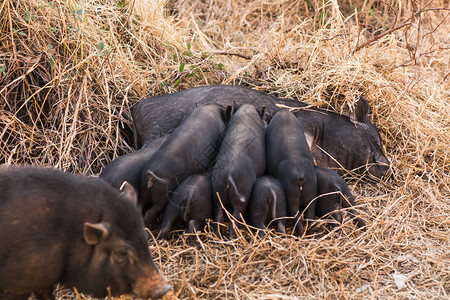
350,96 -> 371,124
120,181 -> 137,206
83,222 -> 110,245
146,171 -> 168,188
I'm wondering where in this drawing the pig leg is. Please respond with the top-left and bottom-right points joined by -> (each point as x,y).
287,198 -> 302,235
352,214 -> 367,228
228,220 -> 237,240
212,183 -> 227,234
286,202 -> 302,236
293,214 -> 303,236
341,196 -> 366,228
187,219 -> 204,234
228,208 -> 245,240
144,205 -> 166,228
187,219 -> 203,247
329,211 -> 343,228
251,208 -> 268,238
213,205 -> 224,234
303,213 -> 316,235
284,184 -> 303,235
275,220 -> 286,234
301,179 -> 317,235
158,205 -> 179,239
255,222 -> 267,238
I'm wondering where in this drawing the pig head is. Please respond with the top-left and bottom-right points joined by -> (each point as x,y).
298,96 -> 391,179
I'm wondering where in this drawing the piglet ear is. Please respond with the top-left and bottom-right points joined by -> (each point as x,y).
120,181 -> 137,206
350,96 -> 371,124
84,222 -> 110,245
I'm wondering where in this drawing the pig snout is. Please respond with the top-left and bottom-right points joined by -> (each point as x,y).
133,264 -> 171,299
368,154 -> 393,179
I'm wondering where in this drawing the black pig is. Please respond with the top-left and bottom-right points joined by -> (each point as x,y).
211,104 -> 265,239
247,176 -> 287,238
99,136 -> 167,206
141,104 -> 230,227
266,110 -> 317,235
314,166 -> 366,228
131,85 -> 391,179
0,165 -> 170,300
158,174 -> 212,245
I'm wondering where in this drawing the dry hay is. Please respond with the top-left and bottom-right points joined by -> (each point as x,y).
0,0 -> 449,299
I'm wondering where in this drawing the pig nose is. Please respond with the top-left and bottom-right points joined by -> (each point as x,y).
150,282 -> 171,299
368,158 -> 392,179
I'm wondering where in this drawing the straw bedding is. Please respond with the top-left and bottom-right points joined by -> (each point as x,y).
0,0 -> 448,299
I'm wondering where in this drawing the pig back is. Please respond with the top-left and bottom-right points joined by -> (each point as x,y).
266,110 -> 313,175
131,85 -> 306,146
214,104 -> 266,174
148,104 -> 228,174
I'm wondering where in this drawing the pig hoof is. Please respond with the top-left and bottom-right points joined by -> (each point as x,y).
157,230 -> 168,240
294,227 -> 304,237
355,218 -> 367,229
228,233 -> 238,240
304,228 -> 315,237
189,240 -> 201,249
144,216 -> 153,228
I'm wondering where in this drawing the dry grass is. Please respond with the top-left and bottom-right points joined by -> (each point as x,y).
1,0 -> 449,299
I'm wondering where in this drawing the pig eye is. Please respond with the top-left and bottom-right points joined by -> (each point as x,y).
112,251 -> 129,265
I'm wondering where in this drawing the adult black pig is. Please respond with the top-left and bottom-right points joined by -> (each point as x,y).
141,104 -> 230,227
0,165 -> 170,300
247,176 -> 287,238
99,136 -> 167,209
131,85 -> 391,179
211,104 -> 266,239
158,174 -> 212,245
314,166 -> 366,228
266,110 -> 317,235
